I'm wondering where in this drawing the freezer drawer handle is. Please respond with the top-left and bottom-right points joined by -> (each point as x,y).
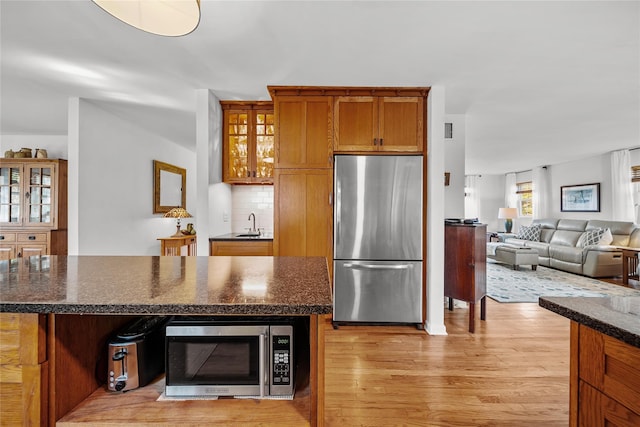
343,263 -> 412,270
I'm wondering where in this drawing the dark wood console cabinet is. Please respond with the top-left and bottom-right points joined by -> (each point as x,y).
444,223 -> 487,333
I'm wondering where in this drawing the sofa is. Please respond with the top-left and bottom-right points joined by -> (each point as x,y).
503,218 -> 639,278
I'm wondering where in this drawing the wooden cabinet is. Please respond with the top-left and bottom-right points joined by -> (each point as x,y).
221,102 -> 275,184
0,313 -> 48,426
444,223 -> 487,333
334,96 -> 424,152
572,323 -> 640,426
273,96 -> 333,169
210,240 -> 273,256
0,159 -> 67,258
274,169 -> 332,261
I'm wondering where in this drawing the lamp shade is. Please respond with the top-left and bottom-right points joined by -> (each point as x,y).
163,207 -> 192,219
498,208 -> 518,219
93,0 -> 201,37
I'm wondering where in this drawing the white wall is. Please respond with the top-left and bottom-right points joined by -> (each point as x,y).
426,85 -> 447,336
548,154 -> 611,220
196,89 -> 231,253
474,174 -> 505,232
1,135 -> 68,159
444,114 -> 465,218
476,150 -> 636,227
73,99 -> 196,255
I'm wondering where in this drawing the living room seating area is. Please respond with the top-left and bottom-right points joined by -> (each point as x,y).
499,218 -> 639,278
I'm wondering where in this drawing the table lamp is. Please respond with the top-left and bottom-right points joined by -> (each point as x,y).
498,208 -> 518,233
164,208 -> 193,237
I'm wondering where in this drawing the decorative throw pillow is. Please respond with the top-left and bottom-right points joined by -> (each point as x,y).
516,224 -> 541,241
577,228 -> 613,248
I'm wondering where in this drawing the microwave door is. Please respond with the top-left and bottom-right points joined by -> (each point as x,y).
184,343 -> 219,381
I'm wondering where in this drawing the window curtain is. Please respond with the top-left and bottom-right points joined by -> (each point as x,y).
504,173 -> 517,208
464,175 -> 480,219
611,150 -> 634,222
532,166 -> 550,219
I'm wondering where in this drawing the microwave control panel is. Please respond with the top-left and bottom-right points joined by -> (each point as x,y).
271,334 -> 291,386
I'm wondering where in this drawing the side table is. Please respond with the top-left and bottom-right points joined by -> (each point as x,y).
621,248 -> 639,285
158,235 -> 197,256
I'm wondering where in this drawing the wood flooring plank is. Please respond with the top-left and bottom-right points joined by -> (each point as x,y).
324,299 -> 570,426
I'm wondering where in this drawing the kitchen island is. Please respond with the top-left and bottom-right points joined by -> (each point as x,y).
0,255 -> 332,426
540,295 -> 640,426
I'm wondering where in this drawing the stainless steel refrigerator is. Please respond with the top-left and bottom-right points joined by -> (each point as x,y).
333,155 -> 423,325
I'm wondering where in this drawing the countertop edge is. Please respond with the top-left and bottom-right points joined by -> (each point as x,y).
0,303 -> 333,316
539,297 -> 640,348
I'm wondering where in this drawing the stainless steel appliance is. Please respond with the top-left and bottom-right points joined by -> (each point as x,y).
107,316 -> 170,392
164,317 -> 297,399
333,155 -> 423,325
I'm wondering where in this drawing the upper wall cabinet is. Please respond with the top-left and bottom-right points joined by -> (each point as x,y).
0,159 -> 66,230
271,95 -> 333,169
221,101 -> 274,184
334,96 -> 425,153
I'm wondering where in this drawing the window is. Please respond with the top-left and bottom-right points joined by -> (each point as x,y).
517,181 -> 533,217
631,165 -> 640,182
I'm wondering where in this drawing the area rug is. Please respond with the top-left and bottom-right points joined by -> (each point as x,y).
486,259 -> 639,303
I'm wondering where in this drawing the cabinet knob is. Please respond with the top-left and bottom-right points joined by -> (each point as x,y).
380,138 -> 384,146
0,235 -> 4,240
28,235 -> 36,240
373,138 -> 378,145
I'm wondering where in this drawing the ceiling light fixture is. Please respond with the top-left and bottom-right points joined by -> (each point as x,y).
93,0 -> 200,37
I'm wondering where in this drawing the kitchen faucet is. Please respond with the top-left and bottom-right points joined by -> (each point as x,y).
248,212 -> 258,235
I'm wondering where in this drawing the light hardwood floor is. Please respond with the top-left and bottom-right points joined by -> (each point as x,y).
324,299 -> 571,426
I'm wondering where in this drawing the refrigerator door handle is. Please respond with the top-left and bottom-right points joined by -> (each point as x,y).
343,263 -> 413,270
335,181 -> 341,248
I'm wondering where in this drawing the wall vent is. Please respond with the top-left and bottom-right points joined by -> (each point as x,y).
444,123 -> 453,139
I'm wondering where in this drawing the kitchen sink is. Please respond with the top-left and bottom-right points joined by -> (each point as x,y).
234,233 -> 261,238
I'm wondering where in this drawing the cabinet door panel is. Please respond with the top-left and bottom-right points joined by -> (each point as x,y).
17,244 -> 47,258
334,97 -> 377,152
579,381 -> 640,427
275,97 -> 332,168
0,163 -> 24,227
274,169 -> 332,260
224,111 -> 251,183
579,324 -> 640,415
379,97 -> 423,152
24,164 -> 57,228
0,245 -> 15,261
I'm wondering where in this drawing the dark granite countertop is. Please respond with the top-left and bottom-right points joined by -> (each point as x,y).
210,233 -> 273,241
540,295 -> 640,348
0,256 -> 331,316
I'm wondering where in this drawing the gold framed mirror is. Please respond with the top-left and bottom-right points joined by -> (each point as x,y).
153,160 -> 186,214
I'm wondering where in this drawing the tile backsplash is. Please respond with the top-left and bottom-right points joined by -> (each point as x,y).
231,186 -> 274,234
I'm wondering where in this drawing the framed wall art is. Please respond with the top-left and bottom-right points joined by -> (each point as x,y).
560,183 -> 600,212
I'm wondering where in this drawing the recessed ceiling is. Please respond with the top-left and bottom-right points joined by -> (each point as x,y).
1,1 -> 638,174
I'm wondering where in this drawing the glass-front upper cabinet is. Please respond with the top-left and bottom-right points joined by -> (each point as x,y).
221,101 -> 274,184
0,160 -> 59,228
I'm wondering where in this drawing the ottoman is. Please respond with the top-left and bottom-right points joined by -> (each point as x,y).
487,243 -> 538,271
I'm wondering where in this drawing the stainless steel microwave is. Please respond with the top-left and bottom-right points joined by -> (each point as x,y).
165,317 -> 295,399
